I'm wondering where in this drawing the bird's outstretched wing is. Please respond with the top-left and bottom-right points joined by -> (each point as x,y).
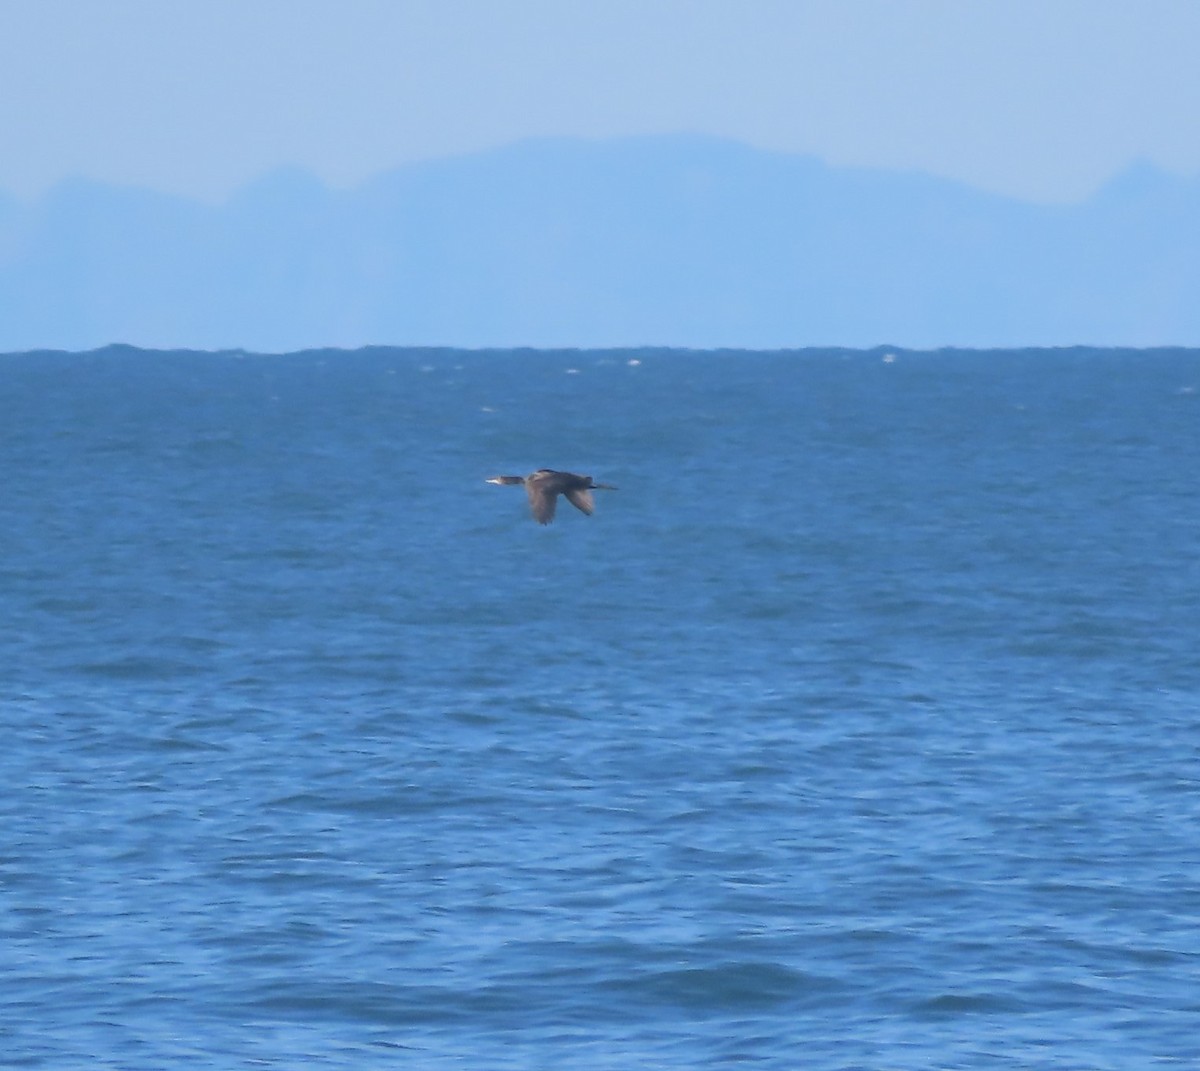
564,487 -> 595,516
526,484 -> 558,524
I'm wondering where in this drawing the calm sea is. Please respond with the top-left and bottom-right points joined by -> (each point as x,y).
3,346 -> 1199,1069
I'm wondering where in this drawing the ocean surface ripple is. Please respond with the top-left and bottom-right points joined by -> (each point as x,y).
2,346 -> 1198,1068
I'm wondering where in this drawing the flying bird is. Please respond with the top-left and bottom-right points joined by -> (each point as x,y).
486,469 -> 617,524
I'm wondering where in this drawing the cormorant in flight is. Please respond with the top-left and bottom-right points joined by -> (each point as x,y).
486,469 -> 617,524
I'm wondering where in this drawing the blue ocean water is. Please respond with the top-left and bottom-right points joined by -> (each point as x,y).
2,346 -> 1199,1069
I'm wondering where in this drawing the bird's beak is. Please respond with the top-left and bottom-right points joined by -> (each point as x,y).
594,483 -> 618,490
485,477 -> 503,484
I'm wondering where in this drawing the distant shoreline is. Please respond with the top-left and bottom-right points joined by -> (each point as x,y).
4,343 -> 1200,360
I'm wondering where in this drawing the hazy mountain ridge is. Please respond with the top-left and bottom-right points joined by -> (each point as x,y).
2,135 -> 1197,351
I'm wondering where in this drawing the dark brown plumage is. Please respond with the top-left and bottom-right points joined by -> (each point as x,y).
486,469 -> 617,524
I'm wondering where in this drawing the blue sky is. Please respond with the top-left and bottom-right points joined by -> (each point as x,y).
4,0 -> 1200,205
